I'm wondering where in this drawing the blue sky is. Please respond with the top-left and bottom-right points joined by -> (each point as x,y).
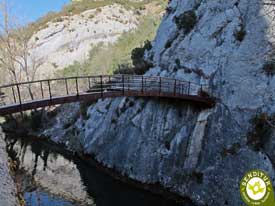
6,0 -> 70,25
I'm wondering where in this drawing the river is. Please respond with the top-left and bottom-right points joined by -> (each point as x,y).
5,134 -> 183,206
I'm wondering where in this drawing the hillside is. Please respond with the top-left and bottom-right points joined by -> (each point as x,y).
26,0 -> 167,78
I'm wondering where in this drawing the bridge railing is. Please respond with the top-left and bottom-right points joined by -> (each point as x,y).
0,75 -> 214,108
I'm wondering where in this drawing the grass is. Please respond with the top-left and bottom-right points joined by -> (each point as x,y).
57,14 -> 162,76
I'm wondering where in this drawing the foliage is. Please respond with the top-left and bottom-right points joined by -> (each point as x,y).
174,10 -> 197,34
175,58 -> 181,68
113,63 -> 134,74
221,143 -> 241,157
234,25 -> 246,42
247,113 -> 275,150
131,40 -> 153,74
263,60 -> 275,77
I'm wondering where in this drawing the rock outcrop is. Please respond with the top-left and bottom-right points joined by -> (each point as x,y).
0,127 -> 18,206
43,0 -> 275,205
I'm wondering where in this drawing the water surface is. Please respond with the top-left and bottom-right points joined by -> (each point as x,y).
5,135 -> 183,206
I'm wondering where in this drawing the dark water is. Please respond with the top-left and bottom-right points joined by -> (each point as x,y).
5,135 -> 184,206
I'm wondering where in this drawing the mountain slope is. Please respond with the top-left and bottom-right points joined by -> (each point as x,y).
28,0 -> 166,78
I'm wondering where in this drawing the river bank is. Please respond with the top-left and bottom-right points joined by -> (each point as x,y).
0,127 -> 18,206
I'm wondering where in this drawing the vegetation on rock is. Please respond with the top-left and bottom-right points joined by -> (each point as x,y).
131,40 -> 153,74
247,113 -> 275,150
263,60 -> 275,76
234,25 -> 246,42
174,10 -> 197,34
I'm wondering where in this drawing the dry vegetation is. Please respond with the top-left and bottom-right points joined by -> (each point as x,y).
26,0 -> 167,36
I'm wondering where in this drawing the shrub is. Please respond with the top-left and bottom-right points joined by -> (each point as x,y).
263,60 -> 275,76
247,113 -> 274,150
53,17 -> 63,23
234,25 -> 246,42
131,40 -> 153,74
165,39 -> 173,49
175,58 -> 181,68
221,143 -> 241,157
113,63 -> 134,74
174,10 -> 197,34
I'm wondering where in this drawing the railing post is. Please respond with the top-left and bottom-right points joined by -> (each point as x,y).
75,77 -> 79,96
141,76 -> 144,94
47,80 -> 52,100
122,75 -> 125,95
100,75 -> 103,98
65,79 -> 69,95
108,76 -> 111,91
11,86 -> 17,103
159,77 -> 161,95
174,80 -> 176,96
40,81 -> 44,99
128,76 -> 130,91
188,81 -> 190,95
16,84 -> 22,105
88,77 -> 91,90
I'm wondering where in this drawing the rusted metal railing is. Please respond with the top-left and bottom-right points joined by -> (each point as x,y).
0,75 -> 215,115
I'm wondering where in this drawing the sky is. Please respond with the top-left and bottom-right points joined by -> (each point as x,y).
4,0 -> 70,25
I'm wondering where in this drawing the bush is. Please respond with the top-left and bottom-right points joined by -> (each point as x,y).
113,63 -> 134,74
175,58 -> 181,68
53,17 -> 64,23
131,40 -> 153,74
247,113 -> 274,150
263,61 -> 275,76
234,25 -> 246,42
174,10 -> 197,34
165,39 -> 173,49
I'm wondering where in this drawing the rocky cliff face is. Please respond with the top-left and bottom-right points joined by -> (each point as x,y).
29,4 -> 141,78
43,0 -> 275,205
0,127 -> 18,206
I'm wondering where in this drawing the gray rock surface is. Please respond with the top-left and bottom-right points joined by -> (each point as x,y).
43,0 -> 275,205
0,127 -> 18,206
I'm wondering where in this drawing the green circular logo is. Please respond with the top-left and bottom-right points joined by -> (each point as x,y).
240,169 -> 274,206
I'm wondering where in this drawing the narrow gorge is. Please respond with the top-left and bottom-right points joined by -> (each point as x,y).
1,0 -> 275,206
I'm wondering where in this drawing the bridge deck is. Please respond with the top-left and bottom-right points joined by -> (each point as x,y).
0,75 -> 215,115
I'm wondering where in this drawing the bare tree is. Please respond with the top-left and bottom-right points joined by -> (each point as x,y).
0,0 -> 43,100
